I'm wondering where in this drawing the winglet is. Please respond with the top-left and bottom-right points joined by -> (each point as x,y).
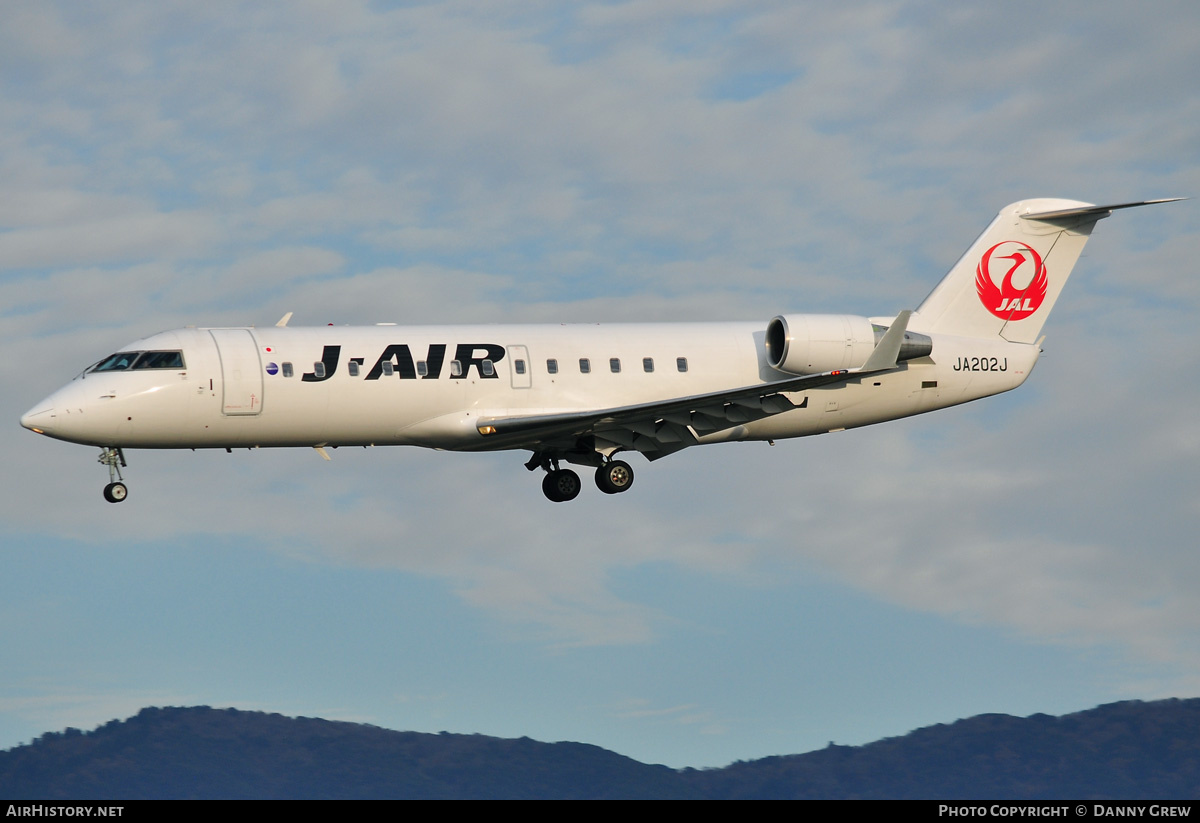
276,312 -> 294,328
859,310 -> 912,372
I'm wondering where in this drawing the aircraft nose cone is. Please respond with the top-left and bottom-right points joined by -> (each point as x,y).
20,404 -> 55,434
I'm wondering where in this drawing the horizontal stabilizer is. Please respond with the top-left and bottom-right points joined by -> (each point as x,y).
1021,198 -> 1185,222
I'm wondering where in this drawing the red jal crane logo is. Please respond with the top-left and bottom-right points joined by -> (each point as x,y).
975,241 -> 1048,321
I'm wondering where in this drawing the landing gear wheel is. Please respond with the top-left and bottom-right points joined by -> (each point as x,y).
103,482 -> 128,503
98,447 -> 128,503
595,460 -> 634,494
542,469 -> 581,502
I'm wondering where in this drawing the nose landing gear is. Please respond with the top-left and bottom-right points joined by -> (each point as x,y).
99,447 -> 128,503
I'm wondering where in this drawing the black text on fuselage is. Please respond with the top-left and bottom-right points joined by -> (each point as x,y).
300,343 -> 507,382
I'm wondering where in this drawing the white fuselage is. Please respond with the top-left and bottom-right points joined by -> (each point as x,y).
21,198 -> 1171,502
20,319 -> 1040,453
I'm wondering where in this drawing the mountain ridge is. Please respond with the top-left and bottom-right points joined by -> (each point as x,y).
3,698 -> 1198,799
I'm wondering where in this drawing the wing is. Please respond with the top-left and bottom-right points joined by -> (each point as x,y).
475,311 -> 914,461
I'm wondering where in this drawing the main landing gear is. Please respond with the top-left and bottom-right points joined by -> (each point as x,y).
595,460 -> 634,495
542,468 -> 582,502
99,447 -> 128,503
530,452 -> 635,502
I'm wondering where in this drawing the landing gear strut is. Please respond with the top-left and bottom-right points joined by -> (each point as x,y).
99,447 -> 128,503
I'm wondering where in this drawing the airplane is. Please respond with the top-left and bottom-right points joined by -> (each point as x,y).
20,197 -> 1180,503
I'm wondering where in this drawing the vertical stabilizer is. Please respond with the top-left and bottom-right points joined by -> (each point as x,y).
914,198 -> 1105,343
912,198 -> 1180,343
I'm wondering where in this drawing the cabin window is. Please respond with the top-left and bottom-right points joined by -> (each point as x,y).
676,357 -> 688,373
610,358 -> 621,373
643,357 -> 654,373
579,358 -> 590,374
132,351 -> 185,370
382,362 -> 395,377
514,359 -> 526,375
451,360 -> 463,377
348,361 -> 360,377
313,362 -> 326,379
547,359 -> 558,374
416,360 -> 428,377
482,359 -> 495,377
282,362 -> 294,378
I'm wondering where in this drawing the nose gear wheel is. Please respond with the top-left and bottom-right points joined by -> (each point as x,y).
98,447 -> 129,503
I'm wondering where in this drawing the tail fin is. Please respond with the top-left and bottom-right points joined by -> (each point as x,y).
913,198 -> 1180,343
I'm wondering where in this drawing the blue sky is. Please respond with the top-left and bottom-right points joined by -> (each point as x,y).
2,1 -> 1199,768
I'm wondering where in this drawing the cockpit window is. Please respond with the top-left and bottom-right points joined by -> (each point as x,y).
91,352 -> 141,372
132,351 -> 185,369
90,350 -> 185,372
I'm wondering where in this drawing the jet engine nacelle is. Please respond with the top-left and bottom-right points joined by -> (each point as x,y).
765,314 -> 876,375
764,314 -> 933,374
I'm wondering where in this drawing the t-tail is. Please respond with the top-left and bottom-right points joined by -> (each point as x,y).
913,198 -> 1182,344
